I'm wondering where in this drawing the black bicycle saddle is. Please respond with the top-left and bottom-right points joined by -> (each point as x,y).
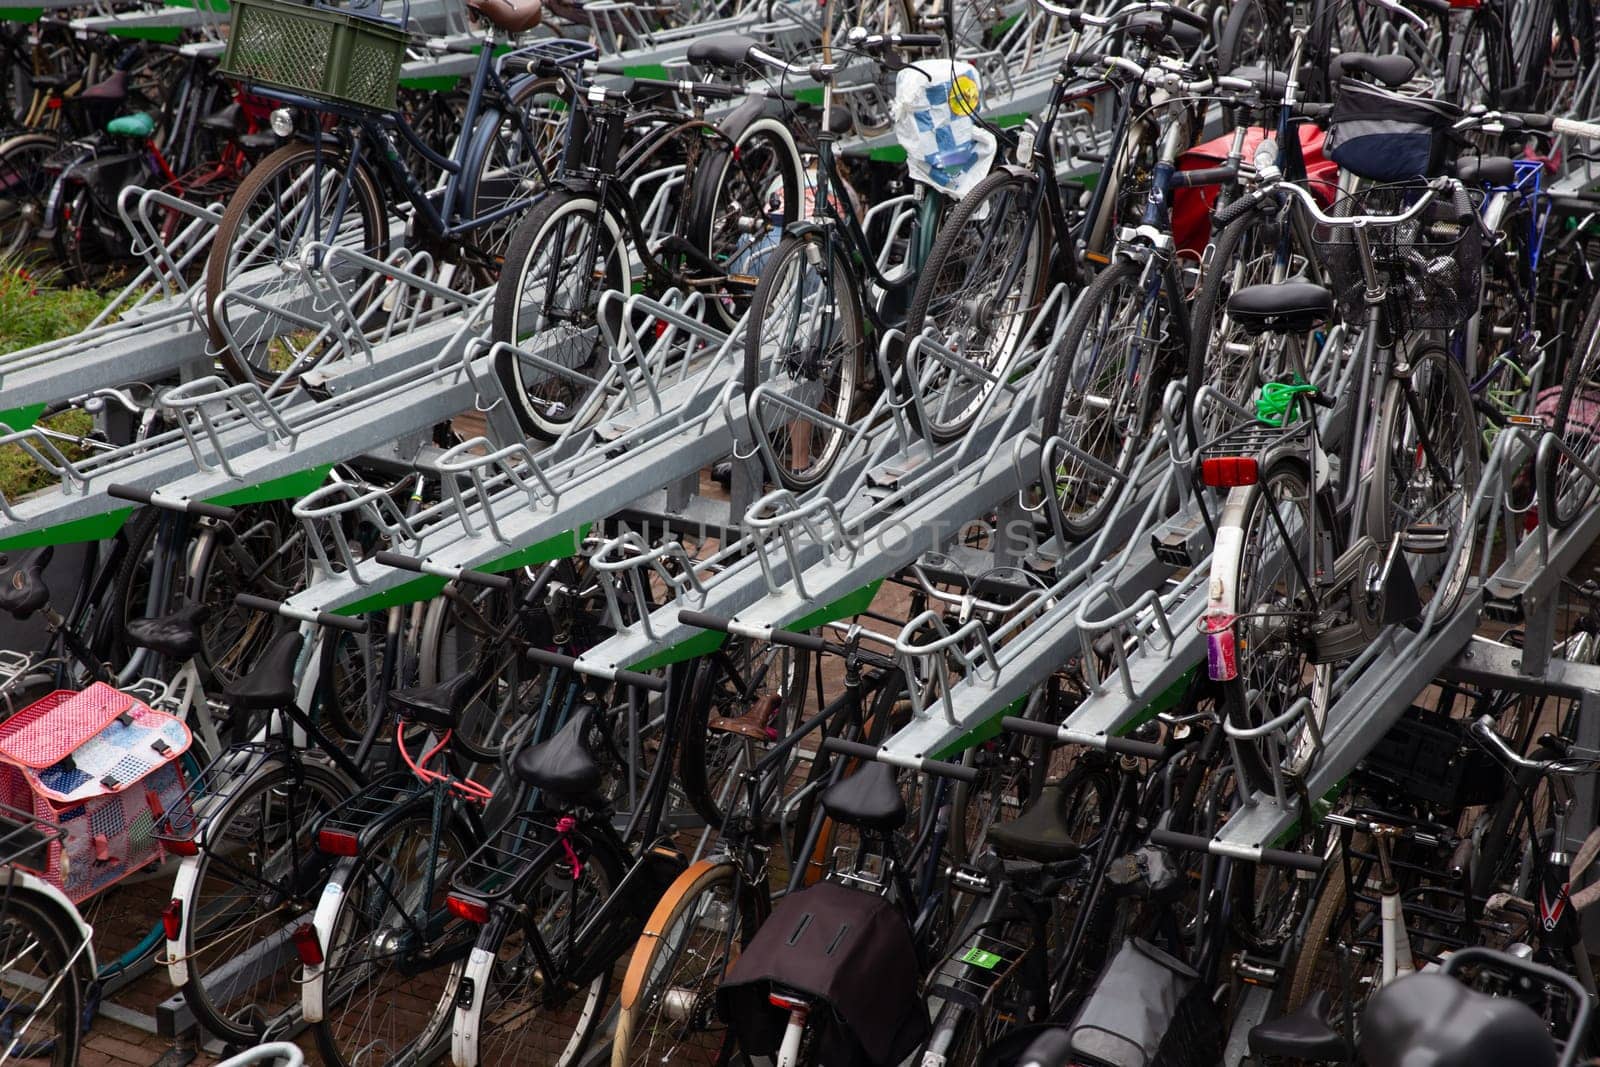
821,760 -> 906,833
0,547 -> 53,621
125,602 -> 210,661
1359,972 -> 1557,1067
390,671 -> 480,732
986,781 -> 1085,864
513,704 -> 604,799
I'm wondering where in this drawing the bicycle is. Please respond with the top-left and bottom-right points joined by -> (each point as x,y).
489,43 -> 806,439
203,6 -> 575,389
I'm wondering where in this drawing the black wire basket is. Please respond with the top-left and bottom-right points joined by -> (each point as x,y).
1315,182 -> 1484,334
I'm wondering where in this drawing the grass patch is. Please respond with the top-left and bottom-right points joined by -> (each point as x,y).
0,260 -> 115,501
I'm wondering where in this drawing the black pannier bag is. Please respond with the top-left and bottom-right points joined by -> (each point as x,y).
1325,78 -> 1462,182
1065,938 -> 1225,1067
718,879 -> 930,1066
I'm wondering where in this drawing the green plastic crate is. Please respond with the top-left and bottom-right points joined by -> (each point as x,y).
219,0 -> 408,112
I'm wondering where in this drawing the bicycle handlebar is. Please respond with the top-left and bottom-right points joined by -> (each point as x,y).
1148,828 -> 1324,872
372,550 -> 511,590
820,737 -> 979,783
233,593 -> 368,634
1238,172 -> 1443,228
677,609 -> 827,651
1471,715 -> 1600,776
523,646 -> 668,693
1455,109 -> 1600,142
107,483 -> 237,523
1001,715 -> 1168,759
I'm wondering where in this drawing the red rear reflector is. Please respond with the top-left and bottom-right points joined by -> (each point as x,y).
164,837 -> 198,857
1200,457 -> 1259,488
769,992 -> 809,1011
317,829 -> 359,857
1448,0 -> 1478,8
292,923 -> 324,967
447,895 -> 490,924
162,899 -> 182,941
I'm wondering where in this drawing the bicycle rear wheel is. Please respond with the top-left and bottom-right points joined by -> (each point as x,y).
0,132 -> 54,258
205,142 -> 389,390
742,232 -> 863,490
313,812 -> 469,1067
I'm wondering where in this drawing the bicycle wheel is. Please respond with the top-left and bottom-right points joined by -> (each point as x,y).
1541,297 -> 1600,529
678,637 -> 809,831
685,116 -> 804,331
1228,460 -> 1331,734
948,721 -> 1050,865
0,132 -> 54,258
492,191 -> 632,439
189,502 -> 306,691
418,579 -> 530,763
1216,0 -> 1284,124
741,232 -> 863,490
464,77 -> 567,269
0,887 -> 85,1067
1282,845 -> 1386,1027
1041,258 -> 1175,541
453,828 -> 625,1067
179,759 -> 352,1044
314,813 -> 469,1067
1367,343 -> 1481,626
1446,7 -> 1515,112
612,860 -> 749,1067
205,141 -> 389,390
901,168 -> 1052,442
1187,207 -> 1310,445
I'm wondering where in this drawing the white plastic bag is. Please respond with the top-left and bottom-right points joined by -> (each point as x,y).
891,59 -> 995,199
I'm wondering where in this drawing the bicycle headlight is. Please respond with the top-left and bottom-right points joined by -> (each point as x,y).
270,108 -> 296,138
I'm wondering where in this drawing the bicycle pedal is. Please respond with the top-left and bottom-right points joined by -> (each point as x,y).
1400,524 -> 1451,554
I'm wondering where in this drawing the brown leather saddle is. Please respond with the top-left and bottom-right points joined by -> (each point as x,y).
467,0 -> 542,34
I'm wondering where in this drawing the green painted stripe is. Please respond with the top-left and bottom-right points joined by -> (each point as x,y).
869,144 -> 907,164
1116,663 -> 1199,735
334,524 -> 589,616
0,404 -> 46,433
206,464 -> 332,508
995,113 -> 1029,128
787,578 -> 882,632
398,75 -> 462,92
622,63 -> 669,80
932,694 -> 1026,761
628,626 -> 726,673
0,8 -> 44,22
794,87 -> 824,106
1270,778 -> 1346,849
107,24 -> 186,41
0,507 -> 134,551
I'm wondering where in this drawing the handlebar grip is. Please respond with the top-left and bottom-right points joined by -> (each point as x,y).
677,609 -> 731,633
1103,734 -> 1169,759
593,58 -> 627,74
523,646 -> 669,692
820,737 -> 979,783
1170,163 -> 1237,188
38,399 -> 72,419
1149,828 -> 1323,872
233,593 -> 369,633
1165,4 -> 1211,32
1065,50 -> 1108,68
107,484 -> 238,522
1555,116 -> 1600,141
1213,189 -> 1263,227
892,32 -> 945,48
372,551 -> 512,591
1001,716 -> 1063,740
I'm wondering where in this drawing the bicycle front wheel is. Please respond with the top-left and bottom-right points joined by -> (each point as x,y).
742,232 -> 863,490
1367,343 -> 1481,627
0,887 -> 85,1067
492,191 -> 632,440
205,142 -> 389,390
314,812 -> 470,1067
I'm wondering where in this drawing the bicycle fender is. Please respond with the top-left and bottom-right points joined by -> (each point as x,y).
712,93 -> 777,146
165,854 -> 201,988
452,914 -> 512,1067
783,219 -> 831,241
302,857 -> 357,1023
6,869 -> 96,980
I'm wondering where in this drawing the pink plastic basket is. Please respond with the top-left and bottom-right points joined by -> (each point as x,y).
0,683 -> 192,902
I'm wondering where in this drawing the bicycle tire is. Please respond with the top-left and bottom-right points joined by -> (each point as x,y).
948,716 -> 1050,865
205,141 -> 389,390
685,115 -> 805,331
452,824 -> 626,1067
179,758 -> 353,1045
1542,293 -> 1600,530
187,503 -> 305,693
741,232 -> 863,490
417,579 -> 526,764
492,190 -> 632,440
462,75 -> 567,269
901,168 -> 1052,443
1040,258 -> 1172,542
0,131 -> 55,258
611,859 -> 750,1067
677,637 -> 809,831
1283,844 -> 1384,1023
0,886 -> 86,1067
1366,343 -> 1481,627
1216,0 -> 1285,125
106,506 -> 166,664
313,811 -> 470,1067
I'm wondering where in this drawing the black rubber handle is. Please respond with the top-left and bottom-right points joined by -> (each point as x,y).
676,610 -> 826,651
107,483 -> 237,522
372,551 -> 511,590
523,647 -> 668,693
1066,50 -> 1108,68
1149,828 -> 1323,872
1000,717 -> 1166,758
1001,716 -> 1062,740
233,593 -> 368,633
1171,163 -> 1238,188
1213,189 -> 1263,227
820,737 -> 979,783
593,58 -> 627,74
1164,4 -> 1211,32
891,32 -> 945,48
